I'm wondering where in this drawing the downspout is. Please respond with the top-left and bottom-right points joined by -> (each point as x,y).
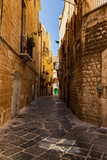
40,29 -> 42,96
67,0 -> 70,108
0,0 -> 3,39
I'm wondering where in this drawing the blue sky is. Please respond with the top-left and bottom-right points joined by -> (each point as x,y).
39,0 -> 64,56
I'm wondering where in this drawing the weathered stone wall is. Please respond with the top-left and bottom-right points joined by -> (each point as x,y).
59,1 -> 107,126
81,4 -> 107,125
0,0 -> 41,127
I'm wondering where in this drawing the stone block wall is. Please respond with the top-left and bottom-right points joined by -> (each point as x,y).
59,1 -> 107,126
0,0 -> 41,127
81,4 -> 107,125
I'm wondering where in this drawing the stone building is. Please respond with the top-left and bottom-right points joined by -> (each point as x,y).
59,0 -> 107,126
40,25 -> 53,96
0,0 -> 41,127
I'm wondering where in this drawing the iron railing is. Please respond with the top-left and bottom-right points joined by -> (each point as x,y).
43,47 -> 49,55
20,36 -> 33,58
83,0 -> 107,15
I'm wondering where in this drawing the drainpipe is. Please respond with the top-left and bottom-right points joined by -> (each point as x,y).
0,0 -> 3,38
40,29 -> 42,96
67,0 -> 70,108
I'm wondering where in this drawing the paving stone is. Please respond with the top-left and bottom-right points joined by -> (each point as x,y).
33,129 -> 46,135
38,140 -> 55,149
91,145 -> 107,153
40,153 -> 60,160
15,130 -> 29,136
45,136 -> 61,143
25,145 -> 47,156
63,133 -> 79,140
89,150 -> 102,159
102,153 -> 107,160
0,143 -> 13,154
88,126 -> 99,132
0,156 -> 12,160
87,157 -> 99,160
96,128 -> 107,134
52,145 -> 67,153
20,140 -> 37,149
49,130 -> 66,138
22,133 -> 38,140
45,149 -> 62,156
77,133 -> 98,142
2,147 -> 22,156
73,140 -> 92,150
91,137 -> 107,145
0,96 -> 107,160
34,133 -> 49,142
11,152 -> 34,160
58,139 -> 75,146
10,138 -> 26,146
24,127 -> 37,133
32,157 -> 45,160
67,146 -> 89,156
62,154 -> 85,160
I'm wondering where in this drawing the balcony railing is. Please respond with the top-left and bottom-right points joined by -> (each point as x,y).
20,36 -> 33,58
43,47 -> 49,55
37,22 -> 41,36
41,75 -> 46,81
83,0 -> 107,15
48,56 -> 52,64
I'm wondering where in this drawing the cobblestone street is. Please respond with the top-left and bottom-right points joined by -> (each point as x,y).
0,96 -> 107,160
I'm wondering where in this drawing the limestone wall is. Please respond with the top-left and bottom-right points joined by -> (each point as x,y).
0,0 -> 41,127
59,1 -> 107,126
81,4 -> 107,125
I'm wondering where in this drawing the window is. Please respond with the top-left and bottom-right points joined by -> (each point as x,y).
34,0 -> 36,7
21,0 -> 26,36
43,65 -> 45,72
74,0 -> 77,5
43,41 -> 45,52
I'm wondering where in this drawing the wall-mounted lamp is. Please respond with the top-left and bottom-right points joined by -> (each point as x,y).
32,32 -> 37,36
55,41 -> 59,44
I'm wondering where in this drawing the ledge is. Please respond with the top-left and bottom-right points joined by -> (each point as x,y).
83,2 -> 107,18
19,53 -> 32,63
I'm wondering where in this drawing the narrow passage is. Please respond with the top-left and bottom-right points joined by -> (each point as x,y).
0,96 -> 107,160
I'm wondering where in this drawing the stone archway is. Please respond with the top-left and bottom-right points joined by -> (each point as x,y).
11,72 -> 21,118
102,49 -> 107,127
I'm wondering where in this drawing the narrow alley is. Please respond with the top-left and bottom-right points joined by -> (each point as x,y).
0,96 -> 107,160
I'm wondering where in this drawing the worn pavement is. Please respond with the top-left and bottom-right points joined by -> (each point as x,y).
0,96 -> 107,160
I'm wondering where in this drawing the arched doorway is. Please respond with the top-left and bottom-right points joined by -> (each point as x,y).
11,72 -> 21,118
54,88 -> 58,95
102,49 -> 107,127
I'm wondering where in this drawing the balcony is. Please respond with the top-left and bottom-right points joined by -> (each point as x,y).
37,22 -> 41,36
19,36 -> 33,63
48,56 -> 52,64
43,47 -> 49,56
41,75 -> 46,81
83,0 -> 107,16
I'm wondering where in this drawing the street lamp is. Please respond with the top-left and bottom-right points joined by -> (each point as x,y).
55,41 -> 59,44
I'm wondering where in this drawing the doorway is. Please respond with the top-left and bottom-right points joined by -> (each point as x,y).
35,82 -> 38,99
54,88 -> 58,95
11,72 -> 21,118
